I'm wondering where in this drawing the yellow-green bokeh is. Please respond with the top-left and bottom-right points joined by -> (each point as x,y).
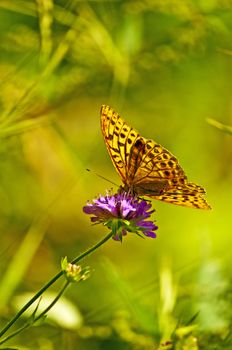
0,1 -> 231,349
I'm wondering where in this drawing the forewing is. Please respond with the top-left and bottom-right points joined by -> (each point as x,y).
132,138 -> 188,187
101,105 -> 143,185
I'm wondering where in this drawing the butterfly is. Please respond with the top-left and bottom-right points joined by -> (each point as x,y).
100,105 -> 211,209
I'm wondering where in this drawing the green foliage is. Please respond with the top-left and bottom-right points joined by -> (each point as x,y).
0,0 -> 231,349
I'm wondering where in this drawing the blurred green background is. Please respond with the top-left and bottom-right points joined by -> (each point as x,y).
0,1 -> 231,349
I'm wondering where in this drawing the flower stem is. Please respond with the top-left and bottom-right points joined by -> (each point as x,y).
0,231 -> 113,339
0,281 -> 69,345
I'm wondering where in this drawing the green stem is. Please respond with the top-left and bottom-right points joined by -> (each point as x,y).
0,231 -> 113,339
34,281 -> 70,323
0,281 -> 69,345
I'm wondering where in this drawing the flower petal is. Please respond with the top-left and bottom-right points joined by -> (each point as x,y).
137,220 -> 158,231
143,231 -> 157,238
83,191 -> 158,240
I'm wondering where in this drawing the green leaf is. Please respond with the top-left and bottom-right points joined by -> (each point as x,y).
61,256 -> 68,271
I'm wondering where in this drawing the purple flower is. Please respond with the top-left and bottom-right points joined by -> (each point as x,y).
83,191 -> 158,241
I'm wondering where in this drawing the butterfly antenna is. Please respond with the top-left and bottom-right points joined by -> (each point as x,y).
86,169 -> 119,187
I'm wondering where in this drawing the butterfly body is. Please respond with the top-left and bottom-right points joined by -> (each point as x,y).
100,105 -> 211,210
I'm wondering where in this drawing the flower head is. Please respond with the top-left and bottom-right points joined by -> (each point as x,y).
83,191 -> 158,241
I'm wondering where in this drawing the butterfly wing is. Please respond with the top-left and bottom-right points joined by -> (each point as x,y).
101,105 -> 211,209
101,105 -> 187,190
101,105 -> 173,195
131,137 -> 188,188
101,105 -> 145,186
148,182 -> 211,209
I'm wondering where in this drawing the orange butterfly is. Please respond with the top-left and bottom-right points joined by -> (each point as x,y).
100,105 -> 211,209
